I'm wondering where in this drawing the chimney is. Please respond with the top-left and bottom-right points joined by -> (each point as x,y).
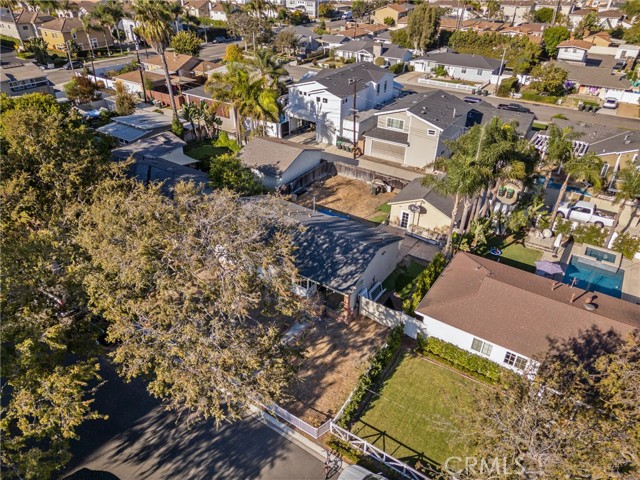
373,43 -> 383,59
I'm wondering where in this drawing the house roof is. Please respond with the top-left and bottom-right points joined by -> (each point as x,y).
112,132 -> 198,167
240,137 -> 320,177
378,90 -> 474,131
557,59 -> 632,89
411,51 -> 502,70
558,39 -> 593,50
277,201 -> 402,294
127,155 -> 211,195
300,62 -> 391,98
375,3 -> 412,13
597,9 -> 624,17
336,39 -> 410,59
318,34 -> 351,45
544,118 -> 640,155
142,53 -> 201,73
388,178 -> 460,219
569,8 -> 596,16
97,111 -> 174,142
416,252 -> 640,360
365,127 -> 409,145
114,70 -> 165,85
471,100 -> 534,137
0,63 -> 46,83
39,16 -> 86,32
12,9 -> 54,24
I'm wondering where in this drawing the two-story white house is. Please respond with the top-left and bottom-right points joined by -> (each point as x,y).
409,51 -> 504,85
285,62 -> 397,146
285,0 -> 323,18
557,40 -> 591,63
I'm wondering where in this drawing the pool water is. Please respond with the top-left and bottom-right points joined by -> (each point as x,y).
585,247 -> 617,264
563,257 -> 624,298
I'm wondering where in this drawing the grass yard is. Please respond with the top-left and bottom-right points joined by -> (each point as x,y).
184,144 -> 230,161
475,235 -> 543,273
351,353 -> 484,469
368,202 -> 391,224
382,261 -> 426,299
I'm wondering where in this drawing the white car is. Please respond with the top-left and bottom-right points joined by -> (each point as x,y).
338,465 -> 388,480
603,97 -> 618,109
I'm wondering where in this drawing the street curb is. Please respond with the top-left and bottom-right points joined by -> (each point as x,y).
249,406 -> 329,463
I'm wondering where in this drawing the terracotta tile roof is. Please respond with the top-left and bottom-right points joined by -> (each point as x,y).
558,39 -> 593,50
416,252 -> 640,359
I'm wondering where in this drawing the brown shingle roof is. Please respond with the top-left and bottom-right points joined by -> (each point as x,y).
416,253 -> 640,359
14,10 -> 54,24
558,39 -> 593,50
39,17 -> 85,33
142,53 -> 202,73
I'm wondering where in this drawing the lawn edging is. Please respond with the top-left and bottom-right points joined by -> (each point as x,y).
336,326 -> 403,428
416,335 -> 503,383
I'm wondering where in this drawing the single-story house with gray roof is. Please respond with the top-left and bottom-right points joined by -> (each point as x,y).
387,178 -> 463,240
111,132 -> 199,167
409,50 -> 504,84
240,137 -> 324,190
335,40 -> 412,66
97,111 -> 178,145
280,201 -> 403,312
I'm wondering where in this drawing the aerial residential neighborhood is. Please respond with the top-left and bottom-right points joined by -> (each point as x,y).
1,0 -> 639,479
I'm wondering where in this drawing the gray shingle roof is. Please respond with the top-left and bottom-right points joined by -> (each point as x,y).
127,156 -> 211,195
365,127 -> 409,145
413,51 -> 502,70
240,137 -> 320,176
282,202 -> 402,293
471,101 -> 534,137
336,40 -> 410,59
388,178 -> 461,219
318,34 -> 351,45
301,62 -> 391,98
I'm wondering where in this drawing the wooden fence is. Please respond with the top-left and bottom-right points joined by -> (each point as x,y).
359,296 -> 428,339
288,161 -> 337,193
334,162 -> 409,191
147,89 -> 185,108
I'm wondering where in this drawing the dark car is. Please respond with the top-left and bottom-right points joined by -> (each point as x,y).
463,96 -> 482,104
497,103 -> 532,113
213,36 -> 227,43
62,60 -> 84,70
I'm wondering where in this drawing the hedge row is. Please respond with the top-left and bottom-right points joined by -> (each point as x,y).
337,326 -> 403,427
521,91 -> 561,104
417,335 -> 502,383
0,34 -> 19,49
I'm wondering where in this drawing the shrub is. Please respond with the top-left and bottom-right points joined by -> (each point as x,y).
337,326 -> 403,428
374,56 -> 386,66
521,91 -> 561,104
171,118 -> 184,138
496,76 -> 519,97
572,223 -> 608,246
612,232 -> 640,259
433,65 -> 447,77
389,62 -> 405,74
213,131 -> 240,153
554,217 -> 572,236
417,336 -> 503,382
402,253 -> 447,315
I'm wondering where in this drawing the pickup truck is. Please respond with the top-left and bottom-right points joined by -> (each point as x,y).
556,200 -> 615,228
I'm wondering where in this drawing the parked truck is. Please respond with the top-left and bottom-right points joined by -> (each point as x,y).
556,201 -> 615,228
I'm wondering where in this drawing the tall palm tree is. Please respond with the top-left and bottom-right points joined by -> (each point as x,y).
251,48 -> 287,89
133,0 -> 179,121
0,0 -> 24,49
604,166 -> 640,246
78,16 -> 98,78
181,102 -> 200,139
168,1 -> 183,33
92,1 -> 120,56
549,151 -> 604,225
540,124 -> 581,190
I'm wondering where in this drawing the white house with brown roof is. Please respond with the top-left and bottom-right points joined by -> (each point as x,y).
141,53 -> 202,75
557,39 -> 592,63
415,252 -> 640,374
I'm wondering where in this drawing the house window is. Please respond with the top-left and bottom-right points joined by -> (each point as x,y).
573,48 -> 577,53
461,67 -> 467,74
316,96 -> 320,102
504,352 -> 528,370
471,338 -> 493,356
71,32 -> 77,39
376,84 -> 380,94
343,98 -> 348,103
322,98 -> 328,103
601,163 -> 610,177
477,69 -> 482,75
386,117 -> 404,130
400,211 -> 410,229
384,80 -> 387,92
91,37 -> 98,48
427,129 -> 436,136
22,25 -> 29,31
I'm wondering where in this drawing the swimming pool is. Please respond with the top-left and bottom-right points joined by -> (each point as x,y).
585,247 -> 617,264
563,257 -> 624,298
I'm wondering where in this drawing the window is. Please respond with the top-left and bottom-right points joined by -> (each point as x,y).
600,163 -> 609,177
477,69 -> 482,75
400,211 -> 410,229
22,25 -> 29,31
322,98 -> 328,103
504,352 -> 528,370
386,117 -> 404,130
91,37 -> 98,48
471,338 -> 493,356
461,67 -> 467,74
344,98 -> 348,103
376,84 -> 380,94
316,97 -> 320,102
384,80 -> 387,92
427,129 -> 436,136
72,32 -> 77,39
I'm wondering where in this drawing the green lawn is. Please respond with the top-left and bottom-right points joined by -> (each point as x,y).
382,261 -> 426,299
351,353 -> 484,468
367,203 -> 391,224
184,144 -> 230,161
475,235 -> 542,273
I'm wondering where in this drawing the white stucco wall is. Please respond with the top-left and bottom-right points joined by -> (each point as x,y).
349,240 -> 400,310
388,199 -> 451,232
558,47 -> 587,62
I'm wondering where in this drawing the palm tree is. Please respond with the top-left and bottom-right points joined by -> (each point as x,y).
549,151 -> 604,225
540,124 -> 581,190
0,0 -> 24,50
168,1 -> 183,33
104,0 -> 125,54
133,0 -> 179,121
240,78 -> 280,137
78,16 -> 98,78
251,48 -> 288,89
181,102 -> 200,139
92,1 -> 121,56
200,104 -> 222,139
604,167 -> 640,246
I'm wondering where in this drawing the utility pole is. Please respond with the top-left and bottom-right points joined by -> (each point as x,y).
135,42 -> 147,102
497,46 -> 507,90
65,40 -> 75,74
551,0 -> 561,25
348,77 -> 360,160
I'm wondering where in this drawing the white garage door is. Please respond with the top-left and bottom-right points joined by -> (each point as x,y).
369,140 -> 405,163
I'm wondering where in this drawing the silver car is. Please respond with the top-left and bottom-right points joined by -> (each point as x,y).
603,97 -> 618,109
337,465 -> 388,480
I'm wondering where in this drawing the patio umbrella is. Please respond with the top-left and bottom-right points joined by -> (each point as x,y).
535,261 -> 565,276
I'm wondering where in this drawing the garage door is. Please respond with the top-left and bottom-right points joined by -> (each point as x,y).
369,140 -> 406,163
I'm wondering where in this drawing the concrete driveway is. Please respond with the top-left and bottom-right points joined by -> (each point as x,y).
61,362 -> 326,480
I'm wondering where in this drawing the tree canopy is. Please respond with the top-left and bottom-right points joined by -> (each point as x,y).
170,30 -> 202,56
407,3 -> 441,52
542,25 -> 571,57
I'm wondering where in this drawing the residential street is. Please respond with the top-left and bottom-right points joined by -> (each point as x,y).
61,362 -> 327,480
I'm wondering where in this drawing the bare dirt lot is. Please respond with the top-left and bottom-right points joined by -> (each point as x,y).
284,316 -> 389,425
296,176 -> 395,222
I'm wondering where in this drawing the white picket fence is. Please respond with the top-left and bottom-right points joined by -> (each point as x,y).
417,77 -> 477,92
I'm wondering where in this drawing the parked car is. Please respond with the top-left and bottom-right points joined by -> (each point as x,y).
62,60 -> 84,70
213,36 -> 226,43
556,200 -> 615,228
341,11 -> 353,19
463,96 -> 482,104
603,97 -> 619,109
338,465 -> 387,480
497,103 -> 532,113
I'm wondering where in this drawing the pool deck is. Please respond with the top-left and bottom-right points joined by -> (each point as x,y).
539,244 -> 640,304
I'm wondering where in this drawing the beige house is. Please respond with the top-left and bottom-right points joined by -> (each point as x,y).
39,17 -> 113,51
372,3 -> 413,26
387,178 -> 462,241
0,10 -> 54,44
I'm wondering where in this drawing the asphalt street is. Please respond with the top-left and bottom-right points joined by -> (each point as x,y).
61,362 -> 327,480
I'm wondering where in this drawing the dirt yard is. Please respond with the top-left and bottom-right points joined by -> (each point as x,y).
296,176 -> 395,221
283,316 -> 389,425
